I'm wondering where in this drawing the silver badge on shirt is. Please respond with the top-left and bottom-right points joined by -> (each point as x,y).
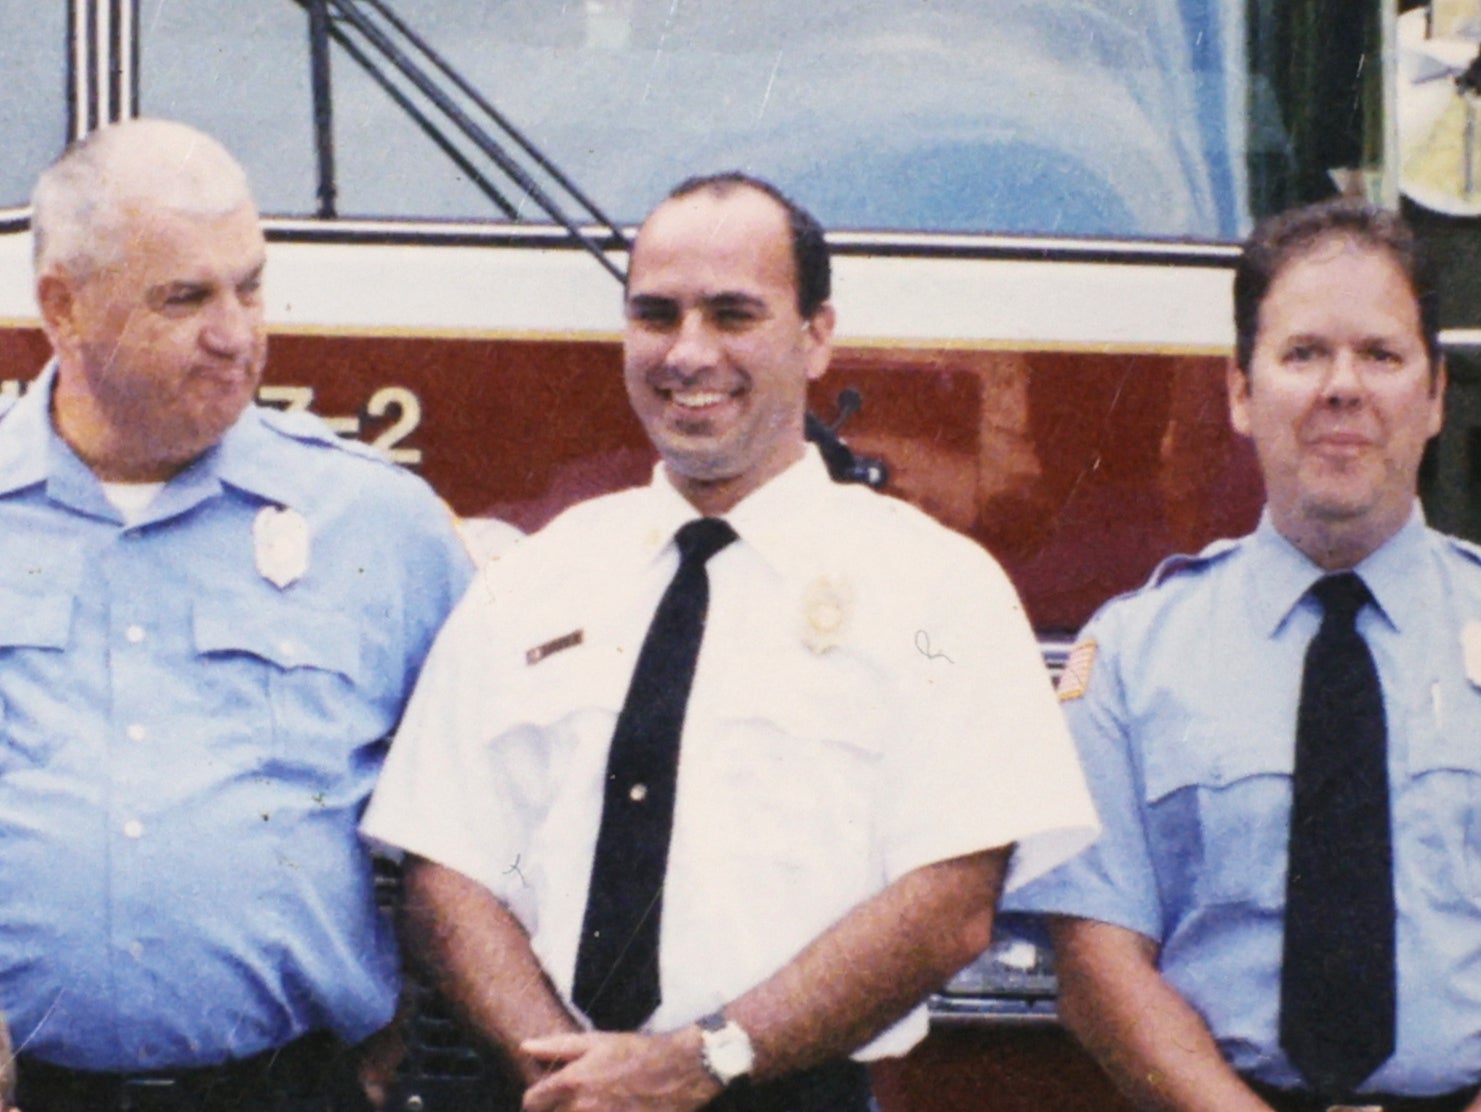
254,505 -> 311,590
1463,620 -> 1481,689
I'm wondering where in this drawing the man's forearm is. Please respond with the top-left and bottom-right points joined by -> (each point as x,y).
401,854 -> 581,1084
1049,916 -> 1272,1112
725,846 -> 1009,1080
520,847 -> 1011,1111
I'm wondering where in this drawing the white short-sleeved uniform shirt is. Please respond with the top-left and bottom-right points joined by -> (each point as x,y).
364,447 -> 1097,1058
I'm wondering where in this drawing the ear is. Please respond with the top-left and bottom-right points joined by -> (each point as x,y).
802,302 -> 835,383
1428,356 -> 1446,439
1226,358 -> 1253,438
36,268 -> 80,356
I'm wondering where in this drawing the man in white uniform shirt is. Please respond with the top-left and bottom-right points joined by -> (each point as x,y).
363,172 -> 1096,1112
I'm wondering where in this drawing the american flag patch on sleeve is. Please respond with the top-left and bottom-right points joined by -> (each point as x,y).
1056,639 -> 1097,702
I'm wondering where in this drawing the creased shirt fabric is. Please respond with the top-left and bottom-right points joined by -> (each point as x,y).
364,447 -> 1097,1059
1006,507 -> 1481,1095
0,365 -> 472,1070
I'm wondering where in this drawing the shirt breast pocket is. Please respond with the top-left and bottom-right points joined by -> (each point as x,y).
495,642 -> 636,847
488,638 -> 632,741
0,588 -> 73,771
1142,730 -> 1292,912
1408,688 -> 1481,906
192,597 -> 365,779
705,678 -> 885,874
486,639 -> 632,778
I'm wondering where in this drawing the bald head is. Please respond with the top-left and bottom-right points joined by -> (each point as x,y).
32,118 -> 255,280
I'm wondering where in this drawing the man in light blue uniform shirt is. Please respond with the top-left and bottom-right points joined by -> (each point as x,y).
1008,198 -> 1481,1111
0,119 -> 471,1110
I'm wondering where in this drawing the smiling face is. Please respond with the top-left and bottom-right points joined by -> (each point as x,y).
44,199 -> 268,481
623,186 -> 834,515
1229,234 -> 1443,568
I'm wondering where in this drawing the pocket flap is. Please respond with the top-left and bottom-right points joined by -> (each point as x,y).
193,596 -> 360,678
496,636 -> 631,733
0,587 -> 72,651
1143,726 -> 1292,804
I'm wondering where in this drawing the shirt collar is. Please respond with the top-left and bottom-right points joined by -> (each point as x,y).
0,361 -> 58,498
1351,504 -> 1431,635
0,361 -> 302,519
642,446 -> 832,573
1251,503 -> 1429,636
0,362 -> 121,521
724,446 -> 832,573
212,407 -> 312,510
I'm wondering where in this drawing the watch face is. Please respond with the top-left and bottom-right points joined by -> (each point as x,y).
703,1020 -> 754,1083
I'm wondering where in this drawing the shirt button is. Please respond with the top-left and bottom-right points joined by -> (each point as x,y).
122,819 -> 144,839
128,941 -> 144,960
126,724 -> 146,742
278,640 -> 297,660
125,625 -> 146,644
629,783 -> 648,802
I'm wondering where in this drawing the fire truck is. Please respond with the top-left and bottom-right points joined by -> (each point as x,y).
2,1 -> 1477,1108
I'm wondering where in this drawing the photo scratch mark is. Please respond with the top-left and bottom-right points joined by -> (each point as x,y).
504,853 -> 527,886
915,630 -> 953,664
756,51 -> 784,123
640,0 -> 685,105
144,0 -> 174,39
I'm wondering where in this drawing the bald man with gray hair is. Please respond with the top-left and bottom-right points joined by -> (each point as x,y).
0,118 -> 472,1111
31,118 -> 253,277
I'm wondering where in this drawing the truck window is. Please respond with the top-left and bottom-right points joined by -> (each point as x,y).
136,1 -> 1287,240
0,7 -> 67,213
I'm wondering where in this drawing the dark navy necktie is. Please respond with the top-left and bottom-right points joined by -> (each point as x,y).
572,517 -> 738,1031
1279,571 -> 1396,1096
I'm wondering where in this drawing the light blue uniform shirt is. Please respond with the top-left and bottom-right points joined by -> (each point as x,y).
1007,508 -> 1481,1096
0,366 -> 472,1070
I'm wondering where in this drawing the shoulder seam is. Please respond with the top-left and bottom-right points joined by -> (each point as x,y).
257,406 -> 396,467
1146,537 -> 1241,589
1444,533 -> 1481,567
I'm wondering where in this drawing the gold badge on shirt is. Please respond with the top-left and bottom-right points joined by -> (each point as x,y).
801,576 -> 853,655
1057,639 -> 1097,702
254,506 -> 311,590
1463,621 -> 1481,688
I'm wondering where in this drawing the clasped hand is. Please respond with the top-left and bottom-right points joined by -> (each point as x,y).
520,1028 -> 723,1112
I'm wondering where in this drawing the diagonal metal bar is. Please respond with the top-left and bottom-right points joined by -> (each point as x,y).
288,0 -> 878,486
361,0 -> 629,247
320,0 -> 626,281
300,3 -> 521,219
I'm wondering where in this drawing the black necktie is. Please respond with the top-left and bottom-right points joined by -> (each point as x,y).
572,517 -> 738,1031
1279,571 -> 1396,1096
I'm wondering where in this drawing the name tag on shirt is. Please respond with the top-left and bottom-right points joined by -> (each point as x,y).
527,629 -> 583,666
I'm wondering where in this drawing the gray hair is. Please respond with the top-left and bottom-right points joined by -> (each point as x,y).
31,118 -> 255,279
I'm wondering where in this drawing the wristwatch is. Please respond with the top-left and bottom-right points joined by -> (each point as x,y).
697,1011 -> 754,1088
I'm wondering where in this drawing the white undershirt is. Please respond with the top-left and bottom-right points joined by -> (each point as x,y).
100,481 -> 166,526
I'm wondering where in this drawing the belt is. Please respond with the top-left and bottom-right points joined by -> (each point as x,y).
16,1030 -> 370,1112
704,1059 -> 872,1112
1245,1077 -> 1481,1112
